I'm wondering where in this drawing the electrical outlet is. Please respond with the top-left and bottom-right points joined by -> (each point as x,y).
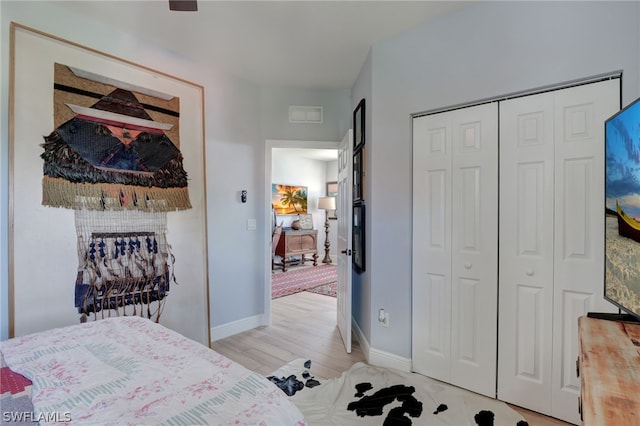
247,219 -> 257,230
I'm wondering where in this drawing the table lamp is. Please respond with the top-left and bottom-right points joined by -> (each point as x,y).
317,196 -> 336,264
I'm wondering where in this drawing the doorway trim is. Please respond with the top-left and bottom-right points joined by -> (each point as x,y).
264,139 -> 340,325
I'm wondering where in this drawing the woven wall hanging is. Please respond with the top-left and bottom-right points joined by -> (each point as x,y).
41,63 -> 191,212
41,64 -> 189,322
74,209 -> 174,321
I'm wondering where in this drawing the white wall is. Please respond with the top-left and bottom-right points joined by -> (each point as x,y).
354,0 -> 640,359
5,1 -> 636,354
0,1 -> 262,336
261,87 -> 351,142
0,1 -> 352,339
351,50 -> 373,344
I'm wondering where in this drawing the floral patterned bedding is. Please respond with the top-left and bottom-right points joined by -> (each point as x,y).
0,317 -> 306,425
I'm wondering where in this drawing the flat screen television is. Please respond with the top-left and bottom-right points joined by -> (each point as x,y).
604,95 -> 640,322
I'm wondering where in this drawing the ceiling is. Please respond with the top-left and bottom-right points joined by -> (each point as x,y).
61,0 -> 475,90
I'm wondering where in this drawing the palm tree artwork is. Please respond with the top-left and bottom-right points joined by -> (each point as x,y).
272,184 -> 308,214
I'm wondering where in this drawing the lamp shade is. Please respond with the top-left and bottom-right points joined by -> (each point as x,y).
318,196 -> 336,210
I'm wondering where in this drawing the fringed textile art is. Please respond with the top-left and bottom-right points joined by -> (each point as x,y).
39,64 -> 190,323
41,63 -> 191,212
74,206 -> 176,322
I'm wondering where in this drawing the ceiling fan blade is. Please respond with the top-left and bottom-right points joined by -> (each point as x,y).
169,0 -> 197,12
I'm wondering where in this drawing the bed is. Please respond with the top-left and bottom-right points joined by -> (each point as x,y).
0,316 -> 306,425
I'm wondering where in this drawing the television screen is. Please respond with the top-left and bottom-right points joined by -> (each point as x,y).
605,96 -> 640,320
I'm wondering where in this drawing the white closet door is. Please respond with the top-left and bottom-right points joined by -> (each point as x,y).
450,104 -> 498,397
498,80 -> 619,421
413,103 -> 498,397
498,91 -> 556,414
413,110 -> 453,382
551,79 -> 619,423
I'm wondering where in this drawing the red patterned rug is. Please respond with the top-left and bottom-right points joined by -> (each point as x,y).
306,282 -> 337,298
272,264 -> 337,299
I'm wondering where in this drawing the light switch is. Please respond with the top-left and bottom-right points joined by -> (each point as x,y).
247,219 -> 257,230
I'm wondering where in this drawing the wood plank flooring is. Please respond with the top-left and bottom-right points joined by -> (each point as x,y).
211,290 -> 574,426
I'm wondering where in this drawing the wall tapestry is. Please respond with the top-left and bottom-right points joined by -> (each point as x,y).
74,209 -> 174,322
10,23 -> 210,345
42,63 -> 191,212
40,63 -> 188,323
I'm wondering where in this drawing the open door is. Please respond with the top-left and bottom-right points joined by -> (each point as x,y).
337,130 -> 353,353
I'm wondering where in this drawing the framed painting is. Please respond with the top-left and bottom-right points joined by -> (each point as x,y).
326,181 -> 338,220
272,184 -> 308,214
353,202 -> 366,272
9,23 -> 210,345
353,98 -> 365,151
353,148 -> 364,202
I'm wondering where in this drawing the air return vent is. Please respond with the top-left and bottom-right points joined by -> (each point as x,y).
289,106 -> 323,124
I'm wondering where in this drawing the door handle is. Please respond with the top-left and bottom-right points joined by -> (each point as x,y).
341,249 -> 352,255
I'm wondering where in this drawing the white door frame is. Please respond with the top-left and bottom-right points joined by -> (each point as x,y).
264,139 -> 340,325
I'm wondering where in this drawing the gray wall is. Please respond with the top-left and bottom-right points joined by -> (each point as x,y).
0,1 -> 264,336
350,49 -> 373,344
0,1 -> 350,339
261,87 -> 351,142
3,1 -> 638,357
354,0 -> 640,358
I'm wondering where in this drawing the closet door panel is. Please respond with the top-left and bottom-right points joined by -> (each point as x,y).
455,277 -> 478,362
450,104 -> 498,397
428,170 -> 447,248
413,103 -> 497,395
413,271 -> 449,375
551,79 -> 619,423
412,113 -> 452,381
516,284 -> 544,379
498,92 -> 555,414
517,163 -> 546,256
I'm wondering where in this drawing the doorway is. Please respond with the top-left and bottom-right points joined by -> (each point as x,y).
264,140 -> 340,325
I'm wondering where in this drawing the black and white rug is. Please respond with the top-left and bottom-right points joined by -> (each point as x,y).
268,359 -> 528,426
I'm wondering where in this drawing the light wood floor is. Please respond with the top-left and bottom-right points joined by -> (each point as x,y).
211,291 -> 573,426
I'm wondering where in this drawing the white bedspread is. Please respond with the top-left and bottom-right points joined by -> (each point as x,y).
0,317 -> 306,425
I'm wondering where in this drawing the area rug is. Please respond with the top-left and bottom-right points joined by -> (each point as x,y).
272,264 -> 337,298
306,282 -> 337,298
269,359 -> 528,426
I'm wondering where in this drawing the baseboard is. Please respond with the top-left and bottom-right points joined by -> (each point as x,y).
368,348 -> 412,372
352,317 -> 412,372
351,317 -> 370,358
211,314 -> 266,342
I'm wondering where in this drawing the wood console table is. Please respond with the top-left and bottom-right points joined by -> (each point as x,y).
275,229 -> 318,272
578,316 -> 640,425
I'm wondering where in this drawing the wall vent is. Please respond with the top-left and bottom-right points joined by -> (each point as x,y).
289,106 -> 323,124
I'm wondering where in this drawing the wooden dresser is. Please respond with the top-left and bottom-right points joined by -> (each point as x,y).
578,316 -> 640,425
275,229 -> 318,272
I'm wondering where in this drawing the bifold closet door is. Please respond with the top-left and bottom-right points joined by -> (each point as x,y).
412,103 -> 498,398
498,79 -> 619,423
